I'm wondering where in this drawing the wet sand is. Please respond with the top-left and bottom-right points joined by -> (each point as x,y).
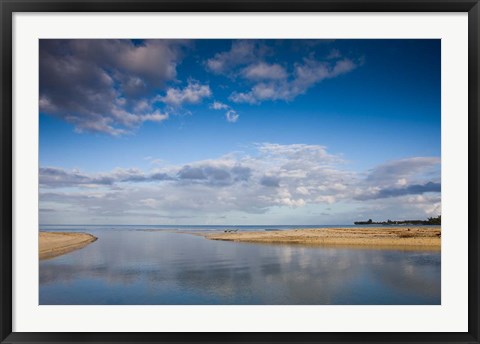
39,232 -> 97,260
205,227 -> 441,250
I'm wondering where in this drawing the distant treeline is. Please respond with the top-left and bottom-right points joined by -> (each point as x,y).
354,215 -> 441,226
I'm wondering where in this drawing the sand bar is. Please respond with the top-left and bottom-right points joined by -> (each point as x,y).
205,227 -> 440,250
39,231 -> 97,260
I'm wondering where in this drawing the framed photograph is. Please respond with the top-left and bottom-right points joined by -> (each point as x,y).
1,0 -> 479,343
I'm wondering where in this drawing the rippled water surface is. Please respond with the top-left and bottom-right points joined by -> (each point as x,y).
39,228 -> 441,305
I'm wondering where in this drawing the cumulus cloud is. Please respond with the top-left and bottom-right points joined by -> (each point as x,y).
355,182 -> 441,200
210,101 -> 239,123
256,143 -> 343,167
176,164 -> 250,186
39,145 -> 441,223
230,58 -> 358,104
205,40 -> 265,74
40,39 -> 189,135
366,157 -> 441,187
40,160 -> 252,189
210,101 -> 229,110
39,166 -> 172,188
39,167 -> 115,187
204,40 -> 359,104
69,39 -> 185,90
354,193 -> 442,223
260,175 -> 280,187
40,39 -> 360,135
225,110 -> 239,123
156,81 -> 212,107
241,62 -> 288,81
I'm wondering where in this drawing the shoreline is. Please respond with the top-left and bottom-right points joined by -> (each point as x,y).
39,231 -> 97,260
204,227 -> 441,250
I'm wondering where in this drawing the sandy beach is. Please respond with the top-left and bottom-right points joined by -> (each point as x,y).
39,232 -> 97,260
205,227 -> 441,250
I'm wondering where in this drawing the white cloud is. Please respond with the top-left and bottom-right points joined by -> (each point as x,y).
210,101 -> 229,110
210,101 -> 240,123
40,144 -> 441,224
40,39 -> 189,135
355,193 -> 442,221
226,110 -> 239,123
134,99 -> 152,112
140,198 -> 160,208
109,107 -> 169,128
296,186 -> 310,195
366,157 -> 441,187
229,92 -> 258,104
206,40 -> 261,74
139,110 -> 169,122
157,81 -> 212,107
230,58 -> 358,104
241,62 -> 287,81
204,41 -> 359,105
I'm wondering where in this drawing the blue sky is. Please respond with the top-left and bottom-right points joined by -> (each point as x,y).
39,39 -> 441,225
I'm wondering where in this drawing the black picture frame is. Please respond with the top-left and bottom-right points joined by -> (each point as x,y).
1,1 -> 479,343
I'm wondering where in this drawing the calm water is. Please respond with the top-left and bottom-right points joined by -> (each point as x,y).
39,226 -> 441,305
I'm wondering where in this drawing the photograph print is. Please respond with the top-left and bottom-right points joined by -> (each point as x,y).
39,39 -> 441,305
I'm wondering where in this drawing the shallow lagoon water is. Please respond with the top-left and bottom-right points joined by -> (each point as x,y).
39,227 -> 441,305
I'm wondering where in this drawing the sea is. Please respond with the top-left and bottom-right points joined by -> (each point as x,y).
39,224 -> 441,305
